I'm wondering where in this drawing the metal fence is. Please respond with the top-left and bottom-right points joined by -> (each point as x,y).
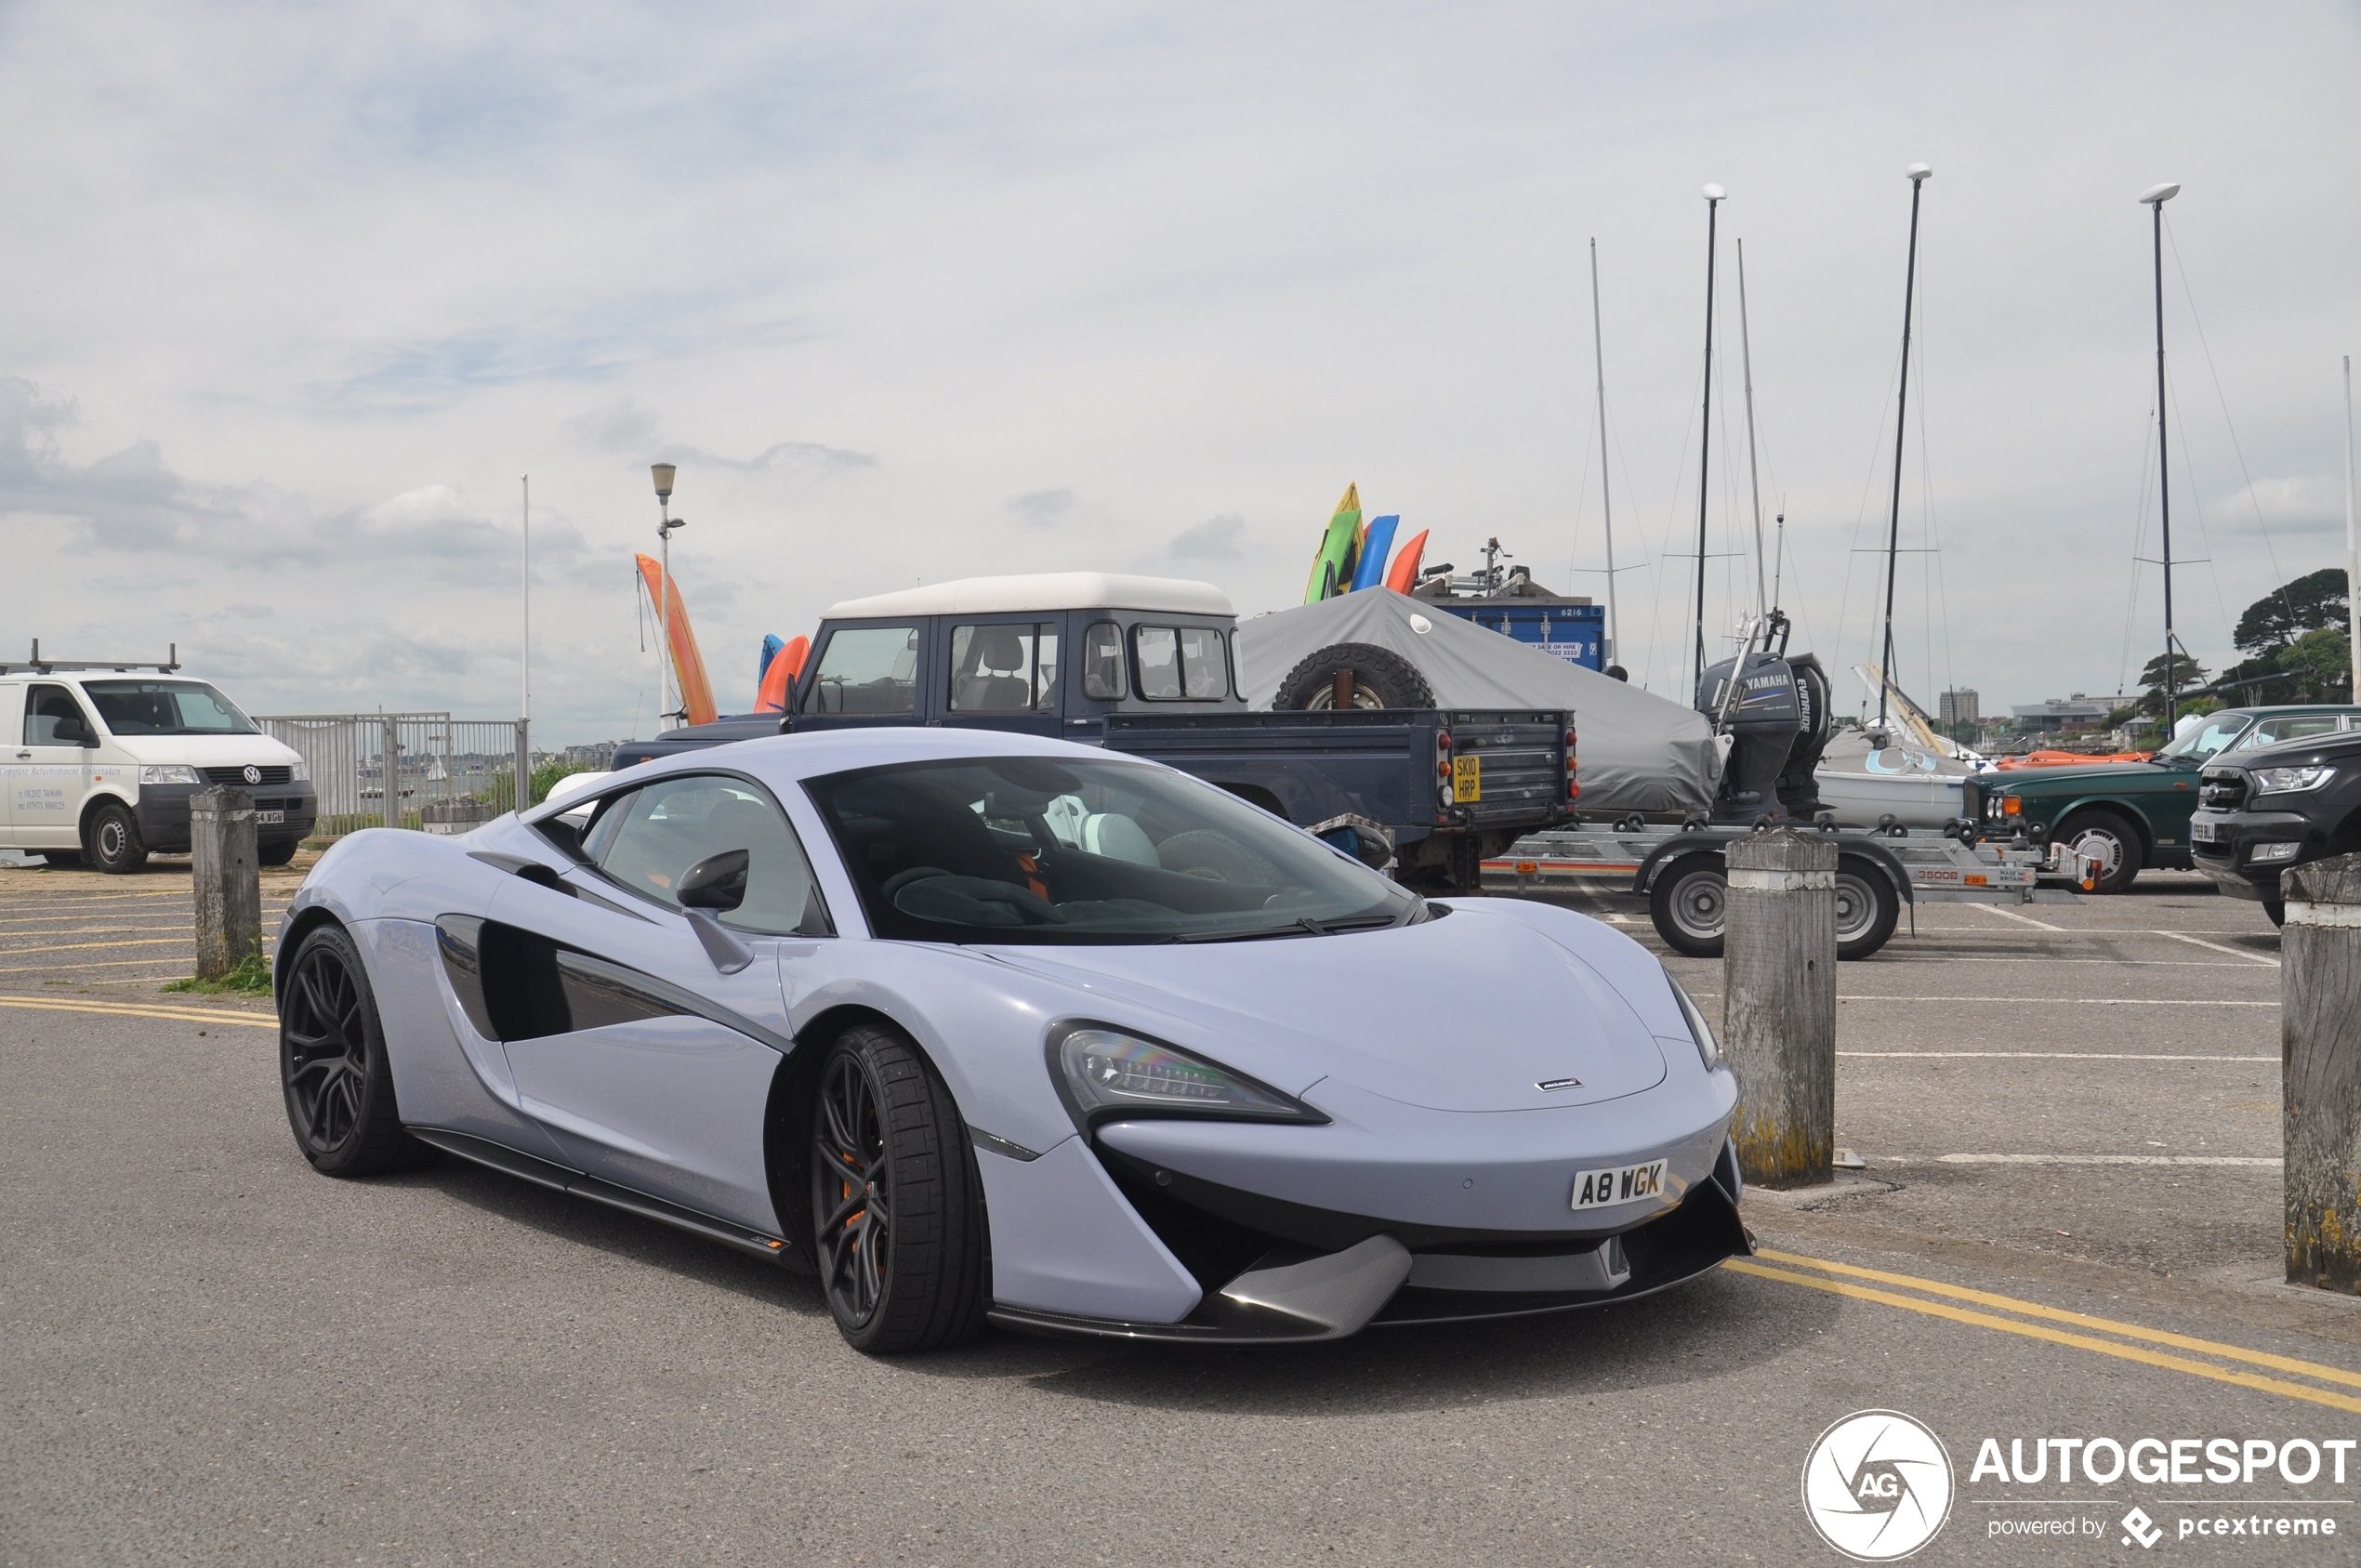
259,714 -> 531,837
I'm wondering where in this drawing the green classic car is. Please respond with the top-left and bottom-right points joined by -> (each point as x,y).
1978,705 -> 2361,893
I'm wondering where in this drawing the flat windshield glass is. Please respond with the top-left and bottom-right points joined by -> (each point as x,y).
804,755 -> 1416,944
2156,715 -> 2250,762
81,680 -> 257,736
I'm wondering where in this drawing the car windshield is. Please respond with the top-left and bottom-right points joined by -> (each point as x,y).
80,680 -> 258,736
803,755 -> 1418,944
2154,714 -> 2251,763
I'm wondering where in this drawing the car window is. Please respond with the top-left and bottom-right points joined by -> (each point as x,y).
80,679 -> 257,736
1132,626 -> 1227,701
2238,716 -> 2342,750
22,684 -> 93,745
949,624 -> 1058,713
802,753 -> 1415,944
2157,715 -> 2251,761
803,626 -> 919,715
1081,621 -> 1126,701
580,773 -> 827,935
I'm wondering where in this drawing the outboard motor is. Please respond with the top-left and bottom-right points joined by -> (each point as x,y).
1696,610 -> 1822,822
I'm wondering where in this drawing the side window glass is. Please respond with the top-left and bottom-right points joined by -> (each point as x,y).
803,626 -> 919,715
950,624 -> 1058,712
1180,626 -> 1227,699
585,775 -> 826,935
24,684 -> 89,745
1082,621 -> 1126,700
1133,626 -> 1181,700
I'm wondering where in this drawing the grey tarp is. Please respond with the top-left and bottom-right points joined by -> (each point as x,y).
1233,589 -> 1721,814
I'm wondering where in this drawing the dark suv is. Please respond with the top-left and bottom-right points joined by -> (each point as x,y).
2189,729 -> 2361,924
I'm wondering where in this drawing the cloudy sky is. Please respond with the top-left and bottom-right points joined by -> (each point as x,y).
4,1 -> 2357,743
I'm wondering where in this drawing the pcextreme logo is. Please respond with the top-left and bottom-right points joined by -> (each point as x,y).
1802,1410 -> 1956,1561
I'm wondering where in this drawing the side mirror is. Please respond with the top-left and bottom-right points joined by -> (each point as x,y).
55,717 -> 94,745
678,848 -> 750,913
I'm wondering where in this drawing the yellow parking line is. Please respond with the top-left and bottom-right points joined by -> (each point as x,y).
0,995 -> 278,1028
1729,1259 -> 2361,1416
1753,1248 -> 2361,1391
0,936 -> 272,955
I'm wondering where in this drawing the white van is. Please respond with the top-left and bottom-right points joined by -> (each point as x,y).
0,657 -> 317,873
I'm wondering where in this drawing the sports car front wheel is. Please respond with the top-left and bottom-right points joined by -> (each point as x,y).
810,1023 -> 987,1354
279,924 -> 416,1176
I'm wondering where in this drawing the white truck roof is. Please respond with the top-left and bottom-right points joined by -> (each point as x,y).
822,573 -> 1234,621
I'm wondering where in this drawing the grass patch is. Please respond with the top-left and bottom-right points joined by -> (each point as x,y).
163,946 -> 273,996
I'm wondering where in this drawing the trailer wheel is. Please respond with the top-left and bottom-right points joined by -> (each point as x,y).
1649,853 -> 1727,958
1834,854 -> 1901,960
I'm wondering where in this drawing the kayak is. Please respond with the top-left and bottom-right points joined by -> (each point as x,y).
756,634 -> 810,712
1302,483 -> 1363,603
1349,514 -> 1400,591
1383,528 -> 1429,592
633,553 -> 719,726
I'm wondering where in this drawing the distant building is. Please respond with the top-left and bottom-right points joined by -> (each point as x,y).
1938,688 -> 1980,724
2009,694 -> 2114,732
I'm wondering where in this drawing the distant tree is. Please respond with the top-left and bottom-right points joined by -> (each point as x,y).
2132,652 -> 2209,718
2282,626 -> 2354,701
2235,568 -> 2350,655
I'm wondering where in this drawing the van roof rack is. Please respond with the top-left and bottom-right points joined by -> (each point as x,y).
0,639 -> 182,676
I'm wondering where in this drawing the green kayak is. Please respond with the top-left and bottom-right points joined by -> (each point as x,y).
1302,482 -> 1363,603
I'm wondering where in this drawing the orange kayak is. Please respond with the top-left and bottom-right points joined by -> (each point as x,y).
1993,749 -> 2150,770
634,553 -> 719,727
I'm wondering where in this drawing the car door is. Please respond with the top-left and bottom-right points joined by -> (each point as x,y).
12,683 -> 96,850
943,618 -> 1062,738
794,621 -> 928,732
0,683 -> 21,842
481,771 -> 831,1232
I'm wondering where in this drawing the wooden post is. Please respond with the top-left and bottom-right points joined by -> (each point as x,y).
191,785 -> 261,982
2283,853 -> 2361,1290
1723,825 -> 1839,1187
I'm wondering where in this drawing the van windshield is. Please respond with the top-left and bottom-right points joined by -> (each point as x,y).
804,755 -> 1418,944
81,680 -> 258,736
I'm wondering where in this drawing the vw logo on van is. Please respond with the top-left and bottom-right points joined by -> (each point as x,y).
243,765 -> 261,784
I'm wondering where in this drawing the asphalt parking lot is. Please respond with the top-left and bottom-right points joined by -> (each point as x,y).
4,860 -> 2354,1566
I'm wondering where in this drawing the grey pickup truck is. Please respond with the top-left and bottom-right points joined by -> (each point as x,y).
613,573 -> 1576,888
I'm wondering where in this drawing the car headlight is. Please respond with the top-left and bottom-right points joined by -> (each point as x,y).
1047,1023 -> 1327,1130
1667,974 -> 1721,1071
138,765 -> 204,785
2255,765 -> 2336,796
288,758 -> 310,783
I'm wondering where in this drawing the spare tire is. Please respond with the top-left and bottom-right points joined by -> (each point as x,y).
1273,642 -> 1435,711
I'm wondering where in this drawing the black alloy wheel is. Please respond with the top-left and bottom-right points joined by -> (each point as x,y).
809,1023 -> 986,1354
86,800 -> 149,875
279,924 -> 415,1176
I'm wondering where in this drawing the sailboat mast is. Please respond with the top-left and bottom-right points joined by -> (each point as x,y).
2145,186 -> 2178,731
1695,185 -> 1724,694
1879,164 -> 1932,729
2345,354 -> 2357,700
1589,238 -> 1618,670
1738,237 -> 1766,618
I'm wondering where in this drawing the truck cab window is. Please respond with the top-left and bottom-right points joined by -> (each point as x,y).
1081,621 -> 1126,701
23,685 -> 93,745
1133,626 -> 1227,701
804,626 -> 920,715
950,624 -> 1058,713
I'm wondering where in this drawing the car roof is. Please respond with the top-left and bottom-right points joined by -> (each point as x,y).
524,727 -> 1167,818
821,573 -> 1234,620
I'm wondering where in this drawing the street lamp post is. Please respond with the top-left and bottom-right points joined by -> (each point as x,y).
2139,181 -> 2182,732
651,463 -> 685,730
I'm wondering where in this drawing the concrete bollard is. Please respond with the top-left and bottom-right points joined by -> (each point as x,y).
2282,853 -> 2361,1291
1723,826 -> 1840,1188
191,785 -> 261,982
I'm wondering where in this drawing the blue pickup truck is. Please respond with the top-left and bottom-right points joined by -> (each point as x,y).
613,573 -> 1576,889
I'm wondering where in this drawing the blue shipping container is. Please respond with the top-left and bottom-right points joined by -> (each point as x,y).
1428,600 -> 1605,670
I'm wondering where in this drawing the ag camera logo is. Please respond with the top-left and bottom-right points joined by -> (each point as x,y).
1802,1410 -> 1955,1561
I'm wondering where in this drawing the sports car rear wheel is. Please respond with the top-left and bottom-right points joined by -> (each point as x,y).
279,923 -> 415,1176
810,1023 -> 986,1354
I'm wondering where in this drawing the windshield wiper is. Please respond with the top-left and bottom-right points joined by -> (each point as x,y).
1167,910 -> 1410,943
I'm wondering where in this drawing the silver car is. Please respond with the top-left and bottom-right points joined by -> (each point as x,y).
279,728 -> 1745,1352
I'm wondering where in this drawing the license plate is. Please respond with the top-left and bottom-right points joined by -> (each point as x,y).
256,810 -> 285,824
1572,1159 -> 1667,1210
1453,755 -> 1483,803
2190,820 -> 2217,843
